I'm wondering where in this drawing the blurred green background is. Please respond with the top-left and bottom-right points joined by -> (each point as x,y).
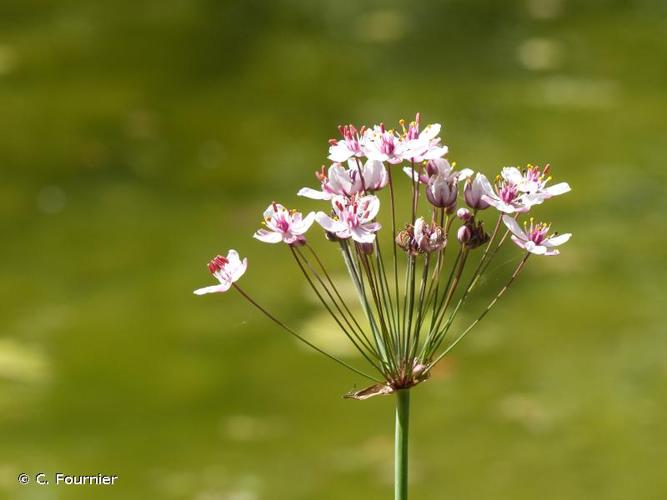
1,0 -> 666,499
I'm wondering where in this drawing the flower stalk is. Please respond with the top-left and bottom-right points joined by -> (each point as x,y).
395,389 -> 411,500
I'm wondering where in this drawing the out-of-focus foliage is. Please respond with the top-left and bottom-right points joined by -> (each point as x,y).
1,0 -> 665,499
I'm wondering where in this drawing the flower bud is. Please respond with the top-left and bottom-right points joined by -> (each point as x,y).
395,229 -> 412,252
426,175 -> 457,209
457,225 -> 471,244
357,242 -> 375,255
464,174 -> 490,210
289,236 -> 307,247
456,207 -> 472,221
325,231 -> 340,242
461,220 -> 490,249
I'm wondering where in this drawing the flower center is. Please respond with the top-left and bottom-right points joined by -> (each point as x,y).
498,182 -> 519,203
208,255 -> 229,275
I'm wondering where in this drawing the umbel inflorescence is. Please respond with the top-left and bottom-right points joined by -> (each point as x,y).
194,114 -> 571,398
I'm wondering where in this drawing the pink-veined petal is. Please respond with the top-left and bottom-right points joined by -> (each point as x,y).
510,235 -> 528,250
315,212 -> 347,233
363,222 -> 382,232
229,257 -> 248,281
291,212 -> 316,234
483,195 -> 515,213
362,195 -> 380,221
350,227 -> 376,243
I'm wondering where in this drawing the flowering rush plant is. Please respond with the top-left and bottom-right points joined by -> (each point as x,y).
194,114 -> 571,500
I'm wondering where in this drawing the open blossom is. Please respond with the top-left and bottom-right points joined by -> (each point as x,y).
315,194 -> 381,243
298,159 -> 387,200
464,173 -> 492,210
501,165 -> 571,206
399,113 -> 449,162
363,125 -> 405,164
193,250 -> 247,295
328,124 -> 366,162
503,215 -> 571,256
481,172 -> 532,214
253,202 -> 315,246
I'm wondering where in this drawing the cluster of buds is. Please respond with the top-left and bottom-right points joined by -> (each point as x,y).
396,217 -> 446,255
457,218 -> 490,249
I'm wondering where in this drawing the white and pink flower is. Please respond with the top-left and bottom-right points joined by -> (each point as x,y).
253,203 -> 315,245
481,173 -> 531,214
501,165 -> 571,206
503,215 -> 571,256
362,125 -> 405,164
315,195 -> 382,244
298,160 -> 387,200
193,250 -> 247,295
399,113 -> 449,162
328,124 -> 366,162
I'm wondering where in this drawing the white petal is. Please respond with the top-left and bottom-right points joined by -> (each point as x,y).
510,235 -> 528,250
544,233 -> 572,247
193,283 -> 230,295
297,187 -> 331,200
501,166 -> 523,184
422,145 -> 448,159
350,227 -> 376,243
545,182 -> 571,197
328,163 -> 355,195
525,241 -> 547,255
328,143 -> 353,162
457,168 -> 474,181
230,257 -> 248,281
226,249 -> 242,266
502,215 -> 527,239
253,229 -> 283,243
363,222 -> 382,232
315,212 -> 346,233
402,165 -> 420,182
484,195 -> 515,213
543,248 -> 560,256
477,174 -> 495,196
291,212 -> 316,234
420,123 -> 441,140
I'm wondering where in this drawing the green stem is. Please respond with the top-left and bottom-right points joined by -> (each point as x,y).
395,389 -> 410,500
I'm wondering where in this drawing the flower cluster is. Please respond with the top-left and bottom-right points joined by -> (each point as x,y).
194,113 -> 572,396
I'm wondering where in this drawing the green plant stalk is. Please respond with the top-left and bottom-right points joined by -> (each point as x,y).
395,389 -> 410,500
